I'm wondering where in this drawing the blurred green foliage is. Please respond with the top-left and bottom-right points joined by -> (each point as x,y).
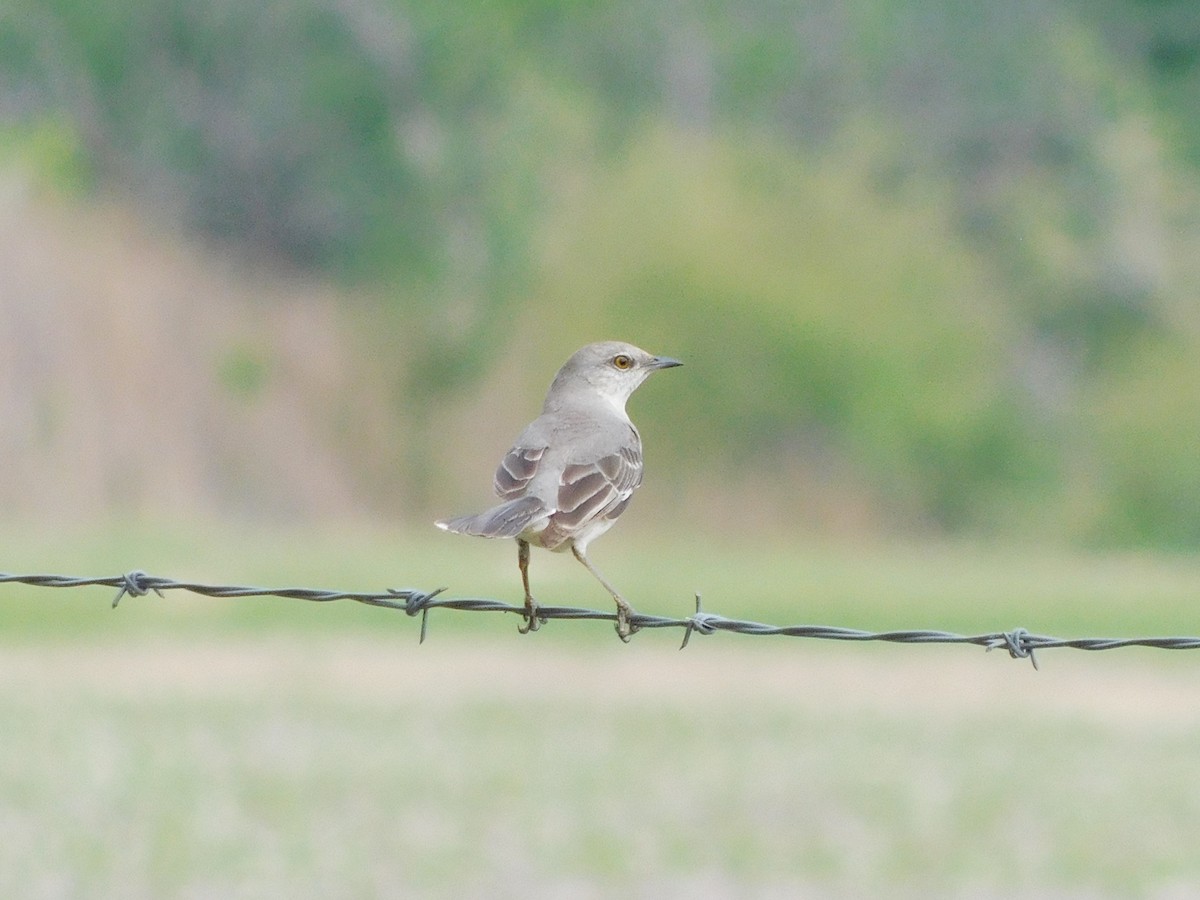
0,114 -> 90,190
217,345 -> 269,402
3,0 -> 1200,545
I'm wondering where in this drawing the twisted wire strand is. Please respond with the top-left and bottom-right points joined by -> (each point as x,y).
4,569 -> 1200,668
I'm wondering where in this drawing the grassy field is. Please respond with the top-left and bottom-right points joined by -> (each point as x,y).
2,522 -> 1200,897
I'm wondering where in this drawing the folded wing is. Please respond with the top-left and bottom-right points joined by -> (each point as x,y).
494,446 -> 547,500
445,434 -> 643,547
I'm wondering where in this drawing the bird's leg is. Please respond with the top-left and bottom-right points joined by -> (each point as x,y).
516,539 -> 543,634
571,545 -> 639,642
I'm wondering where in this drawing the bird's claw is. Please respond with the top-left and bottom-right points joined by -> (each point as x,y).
614,604 -> 640,643
518,597 -> 545,635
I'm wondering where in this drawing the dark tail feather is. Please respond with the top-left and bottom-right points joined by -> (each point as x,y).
436,495 -> 549,539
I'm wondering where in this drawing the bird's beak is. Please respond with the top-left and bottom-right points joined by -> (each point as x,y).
650,355 -> 683,370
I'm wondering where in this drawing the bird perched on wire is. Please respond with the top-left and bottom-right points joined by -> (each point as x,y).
436,341 -> 682,641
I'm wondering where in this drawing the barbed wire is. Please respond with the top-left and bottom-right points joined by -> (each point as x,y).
4,568 -> 1200,669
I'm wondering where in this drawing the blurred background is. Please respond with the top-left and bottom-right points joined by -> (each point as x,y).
3,0 -> 1200,546
3,1 -> 1200,897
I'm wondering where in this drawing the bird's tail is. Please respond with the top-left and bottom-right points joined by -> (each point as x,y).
436,495 -> 549,539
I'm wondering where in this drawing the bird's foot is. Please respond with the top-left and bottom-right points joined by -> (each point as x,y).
518,595 -> 545,634
614,600 -> 640,643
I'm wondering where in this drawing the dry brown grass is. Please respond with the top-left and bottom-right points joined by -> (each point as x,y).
0,176 -> 408,522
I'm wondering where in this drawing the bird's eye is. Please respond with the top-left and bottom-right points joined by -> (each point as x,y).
612,354 -> 633,370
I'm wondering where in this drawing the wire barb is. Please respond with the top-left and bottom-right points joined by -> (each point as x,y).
400,587 -> 446,644
680,593 -> 717,650
111,570 -> 163,608
3,569 -> 1200,665
986,627 -> 1039,670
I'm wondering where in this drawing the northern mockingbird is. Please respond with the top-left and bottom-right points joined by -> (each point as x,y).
436,341 -> 682,640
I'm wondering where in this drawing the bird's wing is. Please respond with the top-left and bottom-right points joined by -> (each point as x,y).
494,445 -> 547,500
554,443 -> 643,530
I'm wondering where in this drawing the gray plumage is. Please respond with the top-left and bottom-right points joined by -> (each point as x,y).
437,340 -> 682,640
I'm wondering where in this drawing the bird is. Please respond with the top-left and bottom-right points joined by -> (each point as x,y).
436,341 -> 682,641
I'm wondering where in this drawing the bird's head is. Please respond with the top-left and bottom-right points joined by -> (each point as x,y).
546,341 -> 682,413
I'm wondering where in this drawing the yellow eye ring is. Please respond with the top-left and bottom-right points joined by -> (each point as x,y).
612,354 -> 633,370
